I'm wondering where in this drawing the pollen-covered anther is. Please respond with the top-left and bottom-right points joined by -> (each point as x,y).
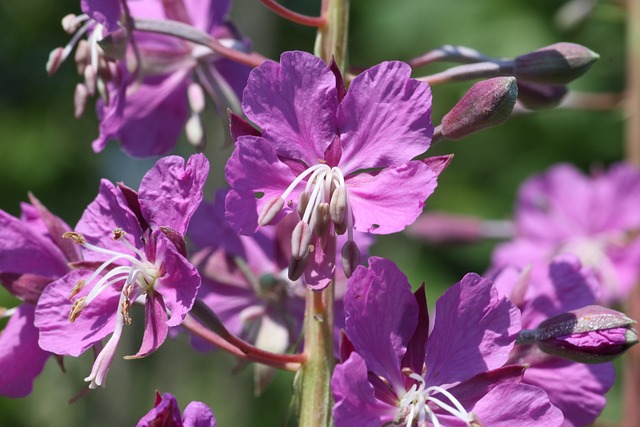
63,231 -> 86,245
258,197 -> 285,226
112,227 -> 126,240
69,297 -> 87,322
69,279 -> 86,300
121,298 -> 132,325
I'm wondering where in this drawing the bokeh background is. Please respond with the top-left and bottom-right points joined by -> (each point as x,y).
0,0 -> 627,425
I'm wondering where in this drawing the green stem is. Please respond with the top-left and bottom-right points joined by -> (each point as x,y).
314,0 -> 349,69
298,283 -> 335,427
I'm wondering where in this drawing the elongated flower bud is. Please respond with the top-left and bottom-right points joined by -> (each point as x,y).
514,42 -> 599,85
441,77 -> 517,140
520,305 -> 638,363
517,81 -> 568,110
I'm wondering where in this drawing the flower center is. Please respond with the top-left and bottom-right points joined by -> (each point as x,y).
396,373 -> 478,427
258,162 -> 361,279
64,229 -> 159,324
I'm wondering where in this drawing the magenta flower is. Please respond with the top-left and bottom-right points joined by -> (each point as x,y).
34,154 -> 208,388
492,256 -> 615,427
93,0 -> 252,157
0,195 -> 80,397
226,51 -> 445,288
136,392 -> 216,427
331,257 -> 562,426
493,162 -> 640,304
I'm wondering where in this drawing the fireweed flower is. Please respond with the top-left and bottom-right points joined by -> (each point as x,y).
187,190 -> 372,389
0,195 -> 81,397
226,51 -> 446,289
34,154 -> 208,388
331,257 -> 563,427
492,256 -> 615,427
136,392 -> 216,427
492,162 -> 640,304
49,0 -> 252,157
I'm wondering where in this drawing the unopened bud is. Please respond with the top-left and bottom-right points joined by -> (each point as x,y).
291,221 -> 313,260
514,42 -> 599,85
46,47 -> 65,76
258,197 -> 284,226
523,305 -> 638,364
74,83 -> 89,119
516,81 -> 568,110
341,240 -> 361,278
441,77 -> 517,140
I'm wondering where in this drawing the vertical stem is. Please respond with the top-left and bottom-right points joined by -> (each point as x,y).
623,1 -> 640,426
314,0 -> 349,69
298,282 -> 335,427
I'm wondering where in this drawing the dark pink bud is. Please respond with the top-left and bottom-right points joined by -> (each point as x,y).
441,77 -> 517,140
514,42 -> 599,85
526,305 -> 638,363
516,81 -> 568,110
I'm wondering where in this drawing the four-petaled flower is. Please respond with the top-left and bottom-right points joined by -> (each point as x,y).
331,257 -> 563,427
34,154 -> 209,388
226,50 -> 448,288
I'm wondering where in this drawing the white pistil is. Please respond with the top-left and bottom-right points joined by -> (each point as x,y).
398,373 -> 476,427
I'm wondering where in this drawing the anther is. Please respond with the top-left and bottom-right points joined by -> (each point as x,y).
69,297 -> 87,322
112,228 -> 126,240
329,186 -> 347,226
258,197 -> 285,226
63,231 -> 86,244
69,279 -> 86,300
46,47 -> 65,76
291,221 -> 313,259
74,83 -> 89,118
297,192 -> 310,218
313,203 -> 331,236
341,240 -> 361,278
288,252 -> 310,281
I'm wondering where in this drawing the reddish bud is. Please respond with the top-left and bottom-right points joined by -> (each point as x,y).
514,42 -> 599,85
517,81 -> 568,110
441,77 -> 517,140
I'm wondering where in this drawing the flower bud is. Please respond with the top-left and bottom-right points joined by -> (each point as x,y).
441,77 -> 517,140
516,81 -> 568,110
529,305 -> 638,363
514,42 -> 599,85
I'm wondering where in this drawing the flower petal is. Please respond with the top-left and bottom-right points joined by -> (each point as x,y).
35,270 -> 121,356
0,304 -> 50,397
81,0 -> 122,33
242,51 -> 339,166
183,401 -> 217,427
347,160 -> 438,234
344,257 -> 417,393
337,61 -> 432,173
425,273 -> 520,386
331,352 -> 396,427
129,294 -> 169,358
225,136 -> 299,235
139,154 -> 209,235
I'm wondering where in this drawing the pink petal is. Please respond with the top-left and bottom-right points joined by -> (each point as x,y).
242,51 -> 339,166
347,161 -> 438,234
337,61 -> 432,173
139,153 -> 210,235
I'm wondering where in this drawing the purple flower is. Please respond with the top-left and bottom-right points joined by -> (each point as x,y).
49,0 -> 252,157
226,51 -> 445,288
493,162 -> 640,304
0,195 -> 80,397
492,255 -> 616,427
331,257 -> 562,426
93,0 -> 252,157
34,154 -> 208,388
187,190 -> 372,390
136,392 -> 216,427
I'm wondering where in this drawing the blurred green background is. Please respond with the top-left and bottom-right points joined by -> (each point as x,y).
0,0 -> 627,425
